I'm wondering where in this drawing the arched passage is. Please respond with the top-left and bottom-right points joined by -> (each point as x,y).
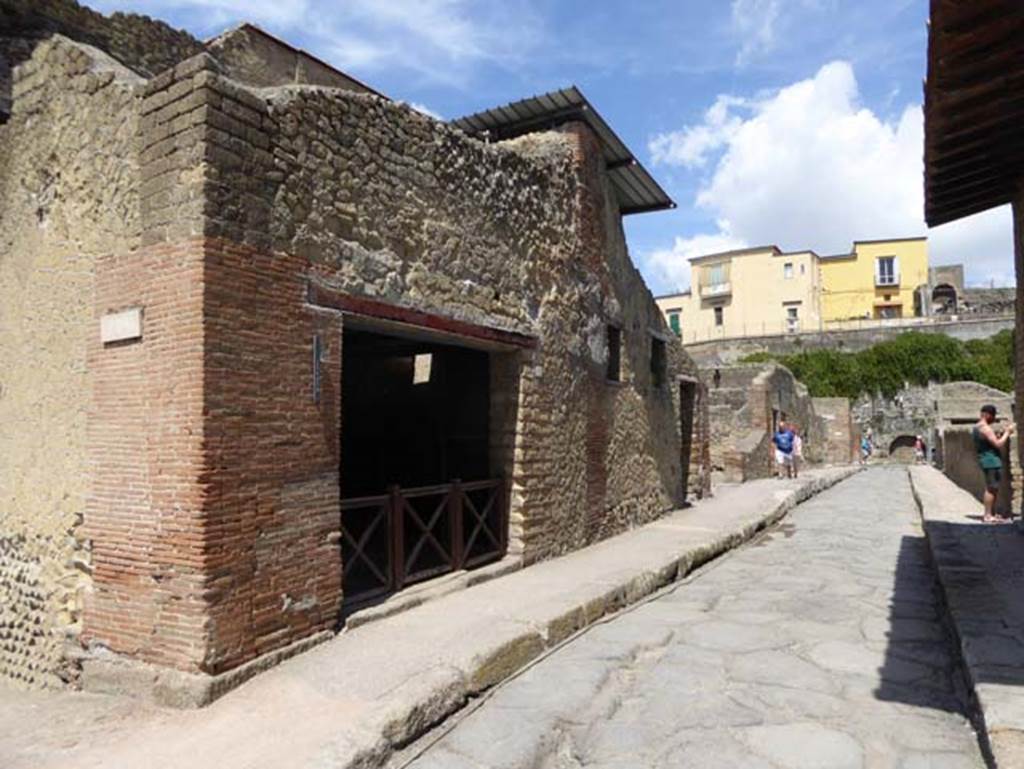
932,283 -> 958,314
889,435 -> 922,463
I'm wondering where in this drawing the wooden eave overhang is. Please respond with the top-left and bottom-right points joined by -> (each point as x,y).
924,0 -> 1024,227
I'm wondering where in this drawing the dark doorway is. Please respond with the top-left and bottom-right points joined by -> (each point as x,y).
339,328 -> 509,608
342,330 -> 490,495
679,379 -> 697,502
932,283 -> 958,314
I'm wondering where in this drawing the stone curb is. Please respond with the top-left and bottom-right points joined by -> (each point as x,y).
80,630 -> 334,708
908,465 -> 1024,768
340,466 -> 864,769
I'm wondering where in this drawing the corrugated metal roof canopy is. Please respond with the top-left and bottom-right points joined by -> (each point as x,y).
924,0 -> 1024,226
451,86 -> 676,216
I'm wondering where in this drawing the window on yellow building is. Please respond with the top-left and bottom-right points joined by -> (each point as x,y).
714,306 -> 723,326
876,256 -> 899,286
783,262 -> 793,279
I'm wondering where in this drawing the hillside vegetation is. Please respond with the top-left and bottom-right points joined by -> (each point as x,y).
742,330 -> 1014,399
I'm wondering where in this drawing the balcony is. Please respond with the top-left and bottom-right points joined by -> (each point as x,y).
700,281 -> 732,298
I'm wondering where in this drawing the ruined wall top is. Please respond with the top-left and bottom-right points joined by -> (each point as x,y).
1,0 -> 202,77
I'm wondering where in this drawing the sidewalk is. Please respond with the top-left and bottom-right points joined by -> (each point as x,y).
909,465 -> 1024,767
0,467 -> 858,769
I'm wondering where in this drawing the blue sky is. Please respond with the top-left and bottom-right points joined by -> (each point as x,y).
94,0 -> 1015,292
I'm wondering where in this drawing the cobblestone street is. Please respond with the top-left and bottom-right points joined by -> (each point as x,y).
402,468 -> 986,769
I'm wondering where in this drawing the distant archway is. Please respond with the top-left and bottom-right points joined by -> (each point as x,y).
889,435 -> 922,463
932,283 -> 958,314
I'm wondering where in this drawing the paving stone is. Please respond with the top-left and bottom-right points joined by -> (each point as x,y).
740,722 -> 865,769
408,468 -> 985,768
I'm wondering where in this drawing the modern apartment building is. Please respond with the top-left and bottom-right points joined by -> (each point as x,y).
820,238 -> 929,322
656,237 -> 930,342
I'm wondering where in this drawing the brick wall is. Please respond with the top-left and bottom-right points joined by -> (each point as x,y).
84,240 -> 209,671
199,239 -> 342,673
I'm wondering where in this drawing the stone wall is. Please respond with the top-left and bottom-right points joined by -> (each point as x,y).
0,0 -> 201,78
0,37 -> 143,687
704,363 -> 830,482
940,429 -> 1020,517
13,45 -> 710,683
812,397 -> 858,465
853,380 -> 1014,465
685,315 -> 1015,366
962,287 -> 1015,316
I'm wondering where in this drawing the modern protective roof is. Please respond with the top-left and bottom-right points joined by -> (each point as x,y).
924,0 -> 1024,226
451,86 -> 676,216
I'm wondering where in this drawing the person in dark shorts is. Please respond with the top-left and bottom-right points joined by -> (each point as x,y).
973,404 -> 1014,523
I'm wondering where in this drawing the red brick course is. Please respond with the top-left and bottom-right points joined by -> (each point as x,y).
85,238 -> 344,675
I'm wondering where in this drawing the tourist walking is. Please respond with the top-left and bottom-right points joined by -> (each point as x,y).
792,425 -> 803,478
772,420 -> 796,479
914,435 -> 926,464
974,405 -> 1014,524
860,432 -> 873,465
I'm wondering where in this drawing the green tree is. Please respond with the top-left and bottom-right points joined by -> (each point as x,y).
740,330 -> 1014,398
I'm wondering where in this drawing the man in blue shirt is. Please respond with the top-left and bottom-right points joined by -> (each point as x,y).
772,420 -> 796,479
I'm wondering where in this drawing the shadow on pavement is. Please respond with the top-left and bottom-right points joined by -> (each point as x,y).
923,517 -> 1024,688
873,533 -> 977,715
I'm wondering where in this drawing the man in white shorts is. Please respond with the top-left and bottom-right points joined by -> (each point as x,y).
772,420 -> 796,479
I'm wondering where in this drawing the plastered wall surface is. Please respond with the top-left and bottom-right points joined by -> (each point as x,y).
0,37 -> 142,687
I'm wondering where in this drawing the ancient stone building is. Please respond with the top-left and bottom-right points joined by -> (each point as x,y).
0,2 -> 709,700
702,362 -> 850,482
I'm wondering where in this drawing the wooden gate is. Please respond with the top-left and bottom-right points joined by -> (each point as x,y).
340,478 -> 508,605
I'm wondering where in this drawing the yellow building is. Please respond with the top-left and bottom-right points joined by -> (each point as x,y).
656,245 -> 823,342
820,237 -> 929,322
655,237 -> 930,341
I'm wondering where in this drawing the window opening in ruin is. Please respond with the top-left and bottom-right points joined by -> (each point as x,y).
679,379 -> 698,502
413,353 -> 432,384
607,326 -> 622,382
650,337 -> 666,387
340,328 -> 510,610
932,283 -> 958,315
713,306 -> 724,327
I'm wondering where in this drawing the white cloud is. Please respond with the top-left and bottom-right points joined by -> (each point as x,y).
648,95 -> 748,168
646,60 -> 1015,288
731,0 -> 782,66
646,230 -> 748,293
